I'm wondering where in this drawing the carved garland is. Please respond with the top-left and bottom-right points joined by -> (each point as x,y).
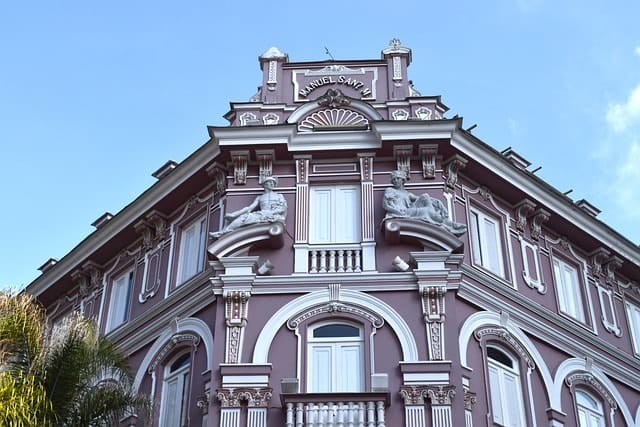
565,373 -> 617,409
147,333 -> 200,374
286,302 -> 384,330
474,326 -> 535,369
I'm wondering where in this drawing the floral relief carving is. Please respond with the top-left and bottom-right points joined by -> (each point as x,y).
425,385 -> 456,405
216,388 -> 272,408
463,388 -> 477,411
566,373 -> 617,409
286,302 -> 384,330
474,326 -> 535,369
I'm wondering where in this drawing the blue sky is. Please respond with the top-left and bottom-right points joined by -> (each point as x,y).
1,0 -> 639,290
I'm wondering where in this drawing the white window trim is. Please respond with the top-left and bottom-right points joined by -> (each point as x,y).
177,216 -> 208,284
576,390 -> 605,427
105,269 -> 133,333
309,185 -> 361,244
487,347 -> 527,427
160,353 -> 191,427
552,257 -> 586,323
306,322 -> 364,393
469,207 -> 505,277
625,300 -> 640,356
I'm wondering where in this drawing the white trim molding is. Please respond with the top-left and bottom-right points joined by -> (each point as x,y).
253,288 -> 419,363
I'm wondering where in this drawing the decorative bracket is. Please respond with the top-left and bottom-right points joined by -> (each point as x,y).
530,208 -> 550,241
231,151 -> 249,185
515,199 -> 536,233
605,256 -> 623,284
443,155 -> 467,192
394,145 -> 413,180
255,150 -> 274,184
589,248 -> 611,277
420,144 -> 438,179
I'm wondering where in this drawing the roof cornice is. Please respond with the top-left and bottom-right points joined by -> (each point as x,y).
26,141 -> 221,297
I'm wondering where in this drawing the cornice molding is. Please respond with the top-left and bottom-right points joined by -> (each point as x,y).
457,272 -> 640,390
27,142 -> 222,297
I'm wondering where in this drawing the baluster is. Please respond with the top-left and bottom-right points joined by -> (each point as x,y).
327,402 -> 335,427
319,250 -> 327,273
310,250 -> 318,273
346,250 -> 353,272
296,402 -> 304,427
355,250 -> 362,272
347,402 -> 355,427
375,401 -> 385,427
307,403 -> 315,427
336,402 -> 345,427
366,401 -> 375,427
286,403 -> 294,427
337,250 -> 345,272
329,250 -> 336,272
357,402 -> 365,427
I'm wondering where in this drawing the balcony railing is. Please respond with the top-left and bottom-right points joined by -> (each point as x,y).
281,393 -> 389,427
308,244 -> 362,273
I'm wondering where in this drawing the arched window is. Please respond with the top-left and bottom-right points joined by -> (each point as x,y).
307,322 -> 364,392
486,346 -> 526,426
576,390 -> 605,427
160,352 -> 191,427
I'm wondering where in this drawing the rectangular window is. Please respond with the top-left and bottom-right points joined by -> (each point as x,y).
625,301 -> 640,355
178,217 -> 207,283
106,270 -> 133,332
552,258 -> 585,322
309,185 -> 361,244
469,209 -> 504,277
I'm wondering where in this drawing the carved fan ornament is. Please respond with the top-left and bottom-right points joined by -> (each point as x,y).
298,108 -> 369,132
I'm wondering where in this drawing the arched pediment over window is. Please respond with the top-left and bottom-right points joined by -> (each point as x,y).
287,88 -> 383,131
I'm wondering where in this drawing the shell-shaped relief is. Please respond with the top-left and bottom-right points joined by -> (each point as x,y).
298,108 -> 369,132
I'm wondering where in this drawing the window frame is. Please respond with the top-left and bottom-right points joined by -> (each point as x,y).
552,256 -> 586,323
159,352 -> 191,427
105,268 -> 134,333
486,345 -> 527,427
176,215 -> 208,285
309,184 -> 361,244
305,320 -> 366,393
625,299 -> 640,356
468,207 -> 506,278
575,389 -> 605,427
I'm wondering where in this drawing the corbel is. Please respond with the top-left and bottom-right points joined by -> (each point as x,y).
146,210 -> 168,241
420,144 -> 438,179
71,270 -> 90,298
82,261 -> 103,291
230,151 -> 249,185
530,208 -> 550,241
255,149 -> 275,184
443,155 -> 468,191
206,162 -> 227,194
133,219 -> 153,251
515,199 -> 536,233
589,248 -> 611,277
393,145 -> 413,180
605,256 -> 623,284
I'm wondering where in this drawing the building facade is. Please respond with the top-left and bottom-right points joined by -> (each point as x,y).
27,40 -> 640,427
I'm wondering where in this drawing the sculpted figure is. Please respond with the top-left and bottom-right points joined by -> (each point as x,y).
383,170 -> 467,237
212,176 -> 287,237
